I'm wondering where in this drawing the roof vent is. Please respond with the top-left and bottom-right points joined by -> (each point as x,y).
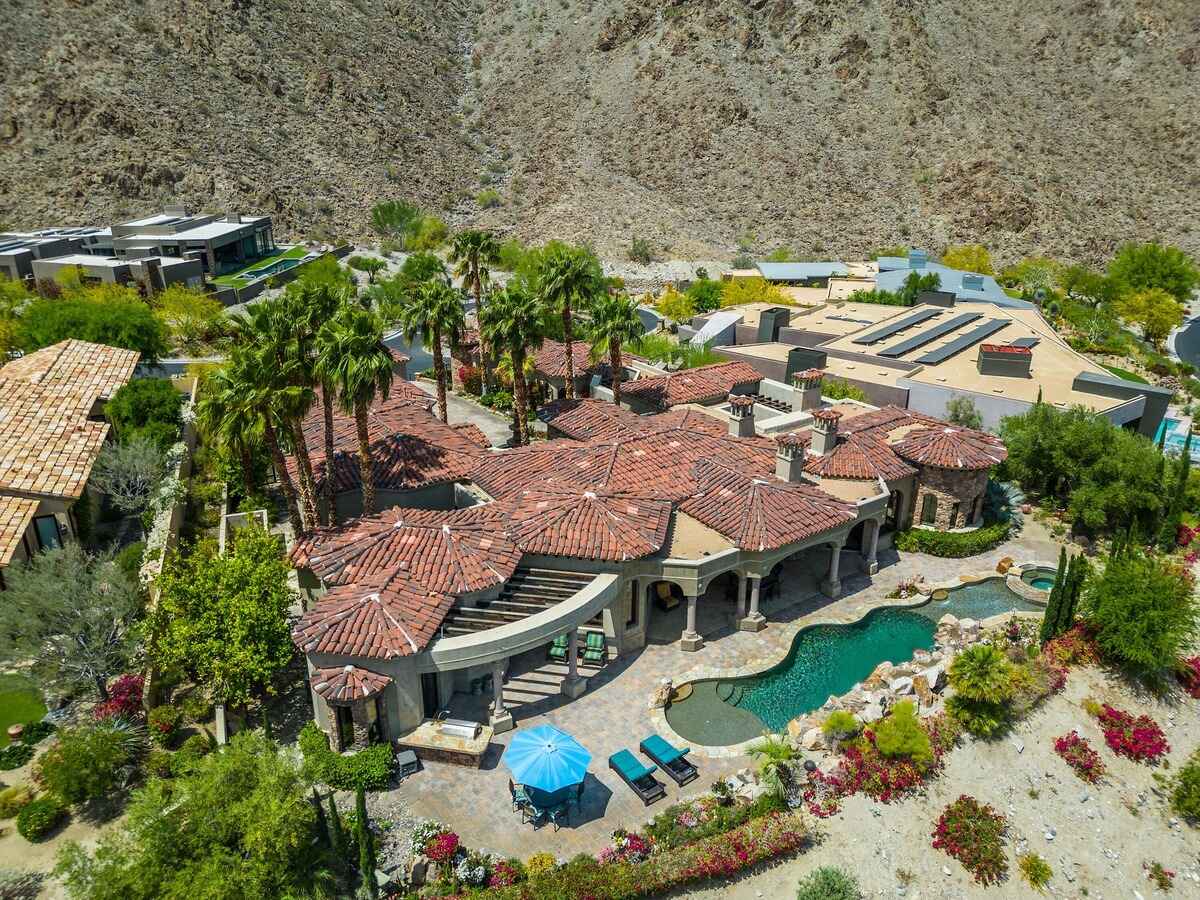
908,249 -> 928,269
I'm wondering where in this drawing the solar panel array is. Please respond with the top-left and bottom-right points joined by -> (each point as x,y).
915,319 -> 1009,364
850,307 -> 941,345
877,313 -> 982,358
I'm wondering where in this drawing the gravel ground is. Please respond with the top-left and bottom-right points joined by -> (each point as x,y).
684,666 -> 1200,900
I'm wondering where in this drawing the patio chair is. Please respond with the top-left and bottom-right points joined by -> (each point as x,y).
548,802 -> 569,831
548,634 -> 569,662
508,779 -> 531,814
581,631 -> 606,666
608,749 -> 665,806
639,734 -> 698,787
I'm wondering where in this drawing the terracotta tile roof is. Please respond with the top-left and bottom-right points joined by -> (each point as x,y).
834,404 -> 942,438
0,340 -> 140,401
291,388 -> 483,495
533,340 -> 595,379
793,368 -> 825,382
620,361 -> 762,409
980,343 -> 1031,355
291,505 -> 521,596
539,399 -> 651,441
0,379 -> 110,499
292,573 -> 456,659
680,458 -> 857,551
507,484 -> 672,560
450,422 -> 492,449
776,430 -> 810,449
0,496 -> 38,566
728,394 -> 755,410
311,664 -> 393,702
805,435 -> 917,481
892,425 -> 1008,470
811,408 -> 843,424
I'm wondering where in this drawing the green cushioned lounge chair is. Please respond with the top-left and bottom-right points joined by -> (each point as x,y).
639,734 -> 698,786
548,634 -> 568,662
581,631 -> 606,665
608,749 -> 665,806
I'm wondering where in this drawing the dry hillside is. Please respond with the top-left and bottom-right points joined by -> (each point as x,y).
2,0 -> 1198,264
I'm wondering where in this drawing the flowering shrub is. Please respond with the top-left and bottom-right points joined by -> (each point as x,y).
932,795 -> 1008,885
598,829 -> 653,865
1095,705 -> 1170,763
524,852 -> 556,878
146,705 -> 182,747
645,792 -> 784,849
1054,731 -> 1106,783
1145,860 -> 1174,891
94,674 -> 144,721
1179,656 -> 1200,699
1042,623 -> 1101,668
457,365 -> 482,396
803,713 -> 959,816
426,830 -> 460,863
487,860 -> 521,888
453,852 -> 488,886
1177,523 -> 1196,548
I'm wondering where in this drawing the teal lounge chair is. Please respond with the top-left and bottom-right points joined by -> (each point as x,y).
639,734 -> 698,786
582,631 -> 606,665
548,634 -> 568,662
608,749 -> 665,806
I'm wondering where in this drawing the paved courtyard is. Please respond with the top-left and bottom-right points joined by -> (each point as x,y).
369,520 -> 1060,859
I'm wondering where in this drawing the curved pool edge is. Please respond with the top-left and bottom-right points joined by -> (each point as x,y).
655,570 -> 1046,758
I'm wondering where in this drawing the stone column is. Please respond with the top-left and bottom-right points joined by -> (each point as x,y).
736,573 -> 748,619
866,519 -> 881,575
680,592 -> 703,651
822,540 -> 844,599
561,628 -> 586,698
739,575 -> 766,632
350,701 -> 371,750
490,659 -> 514,733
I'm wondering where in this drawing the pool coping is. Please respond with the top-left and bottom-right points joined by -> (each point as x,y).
651,565 -> 1049,758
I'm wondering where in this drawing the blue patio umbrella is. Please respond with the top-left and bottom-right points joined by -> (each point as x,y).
501,724 -> 592,793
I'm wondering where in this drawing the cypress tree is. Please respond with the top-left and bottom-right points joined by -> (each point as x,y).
1039,547 -> 1068,644
1053,555 -> 1077,636
1060,556 -> 1088,634
327,792 -> 347,872
356,785 -> 378,899
312,787 -> 330,848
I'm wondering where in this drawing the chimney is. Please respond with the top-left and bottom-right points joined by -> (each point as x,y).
792,368 -> 825,412
810,408 -> 842,456
908,249 -> 928,269
775,431 -> 806,482
727,393 -> 756,438
226,212 -> 243,224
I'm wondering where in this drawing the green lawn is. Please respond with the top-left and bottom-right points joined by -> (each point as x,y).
1100,363 -> 1149,384
211,245 -> 308,287
0,673 -> 46,747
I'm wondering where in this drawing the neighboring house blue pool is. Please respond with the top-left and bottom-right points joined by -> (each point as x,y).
664,580 -> 1043,746
1155,417 -> 1200,462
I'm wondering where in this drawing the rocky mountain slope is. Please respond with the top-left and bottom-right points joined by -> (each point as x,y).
2,0 -> 1198,264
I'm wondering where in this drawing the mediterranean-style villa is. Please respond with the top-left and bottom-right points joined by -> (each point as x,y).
289,364 -> 1006,753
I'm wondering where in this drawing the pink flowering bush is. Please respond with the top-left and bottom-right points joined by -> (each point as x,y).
1042,624 -> 1101,669
1054,731 -> 1106,783
1096,705 -> 1170,763
1179,656 -> 1200,699
598,829 -> 653,865
425,830 -> 460,863
486,860 -> 520,888
93,674 -> 144,721
932,795 -> 1008,885
1176,524 -> 1196,548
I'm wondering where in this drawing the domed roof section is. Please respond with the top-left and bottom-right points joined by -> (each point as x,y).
507,484 -> 672,561
892,425 -> 1007,470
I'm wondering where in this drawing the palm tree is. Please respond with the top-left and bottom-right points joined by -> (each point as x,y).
397,281 -> 465,425
588,292 -> 643,407
194,365 -> 262,503
316,304 -> 394,516
537,244 -> 604,399
747,734 -> 798,800
479,284 -> 548,445
947,644 -> 1014,703
449,230 -> 501,388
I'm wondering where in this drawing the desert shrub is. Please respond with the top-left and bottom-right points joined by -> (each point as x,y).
298,722 -> 394,791
628,236 -> 655,264
0,744 -> 34,771
872,701 -> 932,766
685,278 -> 724,313
17,296 -> 170,363
407,215 -> 448,250
147,705 -> 182,747
16,796 -> 65,841
1019,852 -> 1053,891
931,795 -> 1008,885
796,865 -> 862,900
822,378 -> 868,402
113,543 -> 146,586
0,785 -> 33,819
476,189 -> 502,210
1042,623 -> 1101,668
1168,749 -> 1200,821
894,522 -> 1010,558
719,276 -> 788,308
144,749 -> 174,779
1054,731 -> 1105,783
17,721 -> 55,745
37,721 -> 145,805
821,710 -> 861,742
1083,552 -> 1198,674
106,378 -> 184,451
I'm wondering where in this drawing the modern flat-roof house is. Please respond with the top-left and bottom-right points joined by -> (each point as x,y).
31,253 -> 203,295
0,340 -> 140,587
108,206 -> 276,277
288,369 -> 1006,752
0,234 -> 86,282
712,297 -> 1171,437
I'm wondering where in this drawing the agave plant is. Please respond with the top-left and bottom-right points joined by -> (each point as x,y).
748,734 -> 798,800
984,480 -> 1025,531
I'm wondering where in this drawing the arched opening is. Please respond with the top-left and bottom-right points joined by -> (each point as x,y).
845,520 -> 867,552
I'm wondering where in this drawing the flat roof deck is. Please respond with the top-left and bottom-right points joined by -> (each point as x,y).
784,301 -> 910,337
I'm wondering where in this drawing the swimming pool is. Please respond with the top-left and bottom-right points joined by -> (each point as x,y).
1020,566 -> 1056,591
663,579 -> 1043,746
1155,417 -> 1200,462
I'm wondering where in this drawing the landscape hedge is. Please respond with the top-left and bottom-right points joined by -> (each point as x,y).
894,522 -> 1010,558
298,722 -> 394,791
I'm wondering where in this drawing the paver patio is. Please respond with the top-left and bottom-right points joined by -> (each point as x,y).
369,520 -> 1060,859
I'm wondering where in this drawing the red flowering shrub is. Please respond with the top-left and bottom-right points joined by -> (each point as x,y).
1179,656 -> 1200,699
93,674 -> 144,721
1042,624 -> 1101,669
1096,705 -> 1170,762
1177,524 -> 1196,548
487,860 -> 520,888
457,365 -> 482,396
932,795 -> 1008,885
598,829 -> 653,865
657,812 -> 808,886
426,831 -> 460,863
1054,731 -> 1106,783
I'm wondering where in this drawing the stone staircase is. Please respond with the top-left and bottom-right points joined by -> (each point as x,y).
440,567 -> 598,637
747,392 -> 791,413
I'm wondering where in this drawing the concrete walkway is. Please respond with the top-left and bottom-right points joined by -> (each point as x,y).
368,519 -> 1062,860
411,380 -> 515,447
